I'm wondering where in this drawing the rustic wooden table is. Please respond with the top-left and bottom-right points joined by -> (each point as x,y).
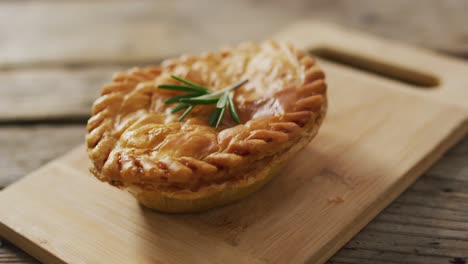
1,1 -> 467,263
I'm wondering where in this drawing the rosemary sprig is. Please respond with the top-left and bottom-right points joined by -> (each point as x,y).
209,108 -> 222,126
179,97 -> 220,105
157,75 -> 247,128
227,93 -> 240,123
158,84 -> 203,93
170,75 -> 210,93
179,105 -> 194,121
164,92 -> 204,104
170,103 -> 190,113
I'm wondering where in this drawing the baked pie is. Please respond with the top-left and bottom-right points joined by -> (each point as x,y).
86,41 -> 327,213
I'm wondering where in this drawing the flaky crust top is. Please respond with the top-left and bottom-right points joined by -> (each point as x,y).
86,41 -> 327,191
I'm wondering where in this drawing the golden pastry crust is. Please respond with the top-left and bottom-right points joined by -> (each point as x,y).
86,41 -> 327,212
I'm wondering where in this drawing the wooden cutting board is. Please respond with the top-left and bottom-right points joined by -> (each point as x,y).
1,22 -> 467,264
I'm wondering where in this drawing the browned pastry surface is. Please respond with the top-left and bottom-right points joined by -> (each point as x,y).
86,41 -> 327,196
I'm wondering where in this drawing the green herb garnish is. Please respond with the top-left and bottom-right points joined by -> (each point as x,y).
158,75 -> 248,128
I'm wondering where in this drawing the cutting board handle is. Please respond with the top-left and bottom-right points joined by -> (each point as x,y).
276,22 -> 468,112
309,46 -> 439,88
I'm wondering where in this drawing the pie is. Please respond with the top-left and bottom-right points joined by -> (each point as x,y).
86,41 -> 327,213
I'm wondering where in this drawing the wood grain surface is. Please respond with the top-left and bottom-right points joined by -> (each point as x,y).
1,1 -> 467,263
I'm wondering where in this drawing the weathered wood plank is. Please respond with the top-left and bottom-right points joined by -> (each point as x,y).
395,193 -> 468,214
346,231 -> 468,255
386,202 -> 468,223
331,230 -> 468,263
0,126 -> 84,187
367,219 -> 468,241
331,248 -> 454,264
426,156 -> 468,182
377,212 -> 468,233
0,0 -> 467,69
0,67 -> 124,121
0,239 -> 37,264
